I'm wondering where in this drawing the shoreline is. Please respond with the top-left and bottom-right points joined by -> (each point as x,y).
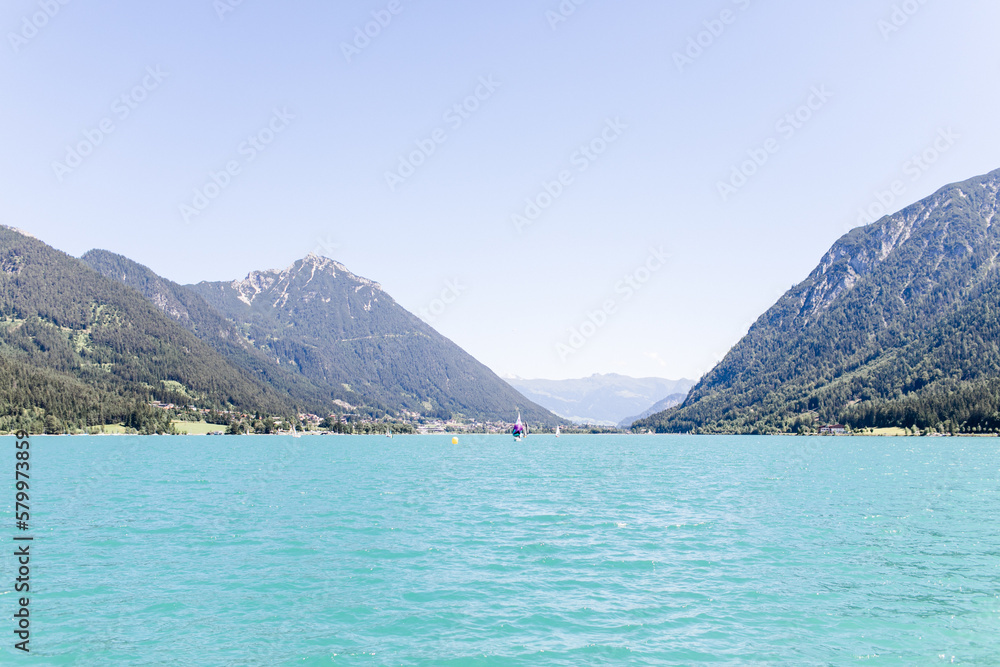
5,431 -> 998,437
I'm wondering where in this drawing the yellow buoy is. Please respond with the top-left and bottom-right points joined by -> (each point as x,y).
452,436 -> 458,444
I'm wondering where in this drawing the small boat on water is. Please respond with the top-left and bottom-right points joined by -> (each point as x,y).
387,426 -> 393,438
555,425 -> 561,437
290,424 -> 301,438
512,411 -> 526,441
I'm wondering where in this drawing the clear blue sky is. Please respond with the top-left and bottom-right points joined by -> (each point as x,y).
3,0 -> 999,381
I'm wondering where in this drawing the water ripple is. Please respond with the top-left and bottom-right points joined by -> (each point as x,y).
2,434 -> 998,664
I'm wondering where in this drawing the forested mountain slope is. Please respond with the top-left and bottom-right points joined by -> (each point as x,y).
636,168 -> 1000,434
2,228 -> 557,429
0,226 -> 295,432
81,249 -> 347,412
187,254 -> 557,424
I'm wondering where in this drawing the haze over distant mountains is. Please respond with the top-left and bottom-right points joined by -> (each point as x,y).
0,226 -> 557,432
637,167 -> 1000,435
507,374 -> 695,426
618,393 -> 690,429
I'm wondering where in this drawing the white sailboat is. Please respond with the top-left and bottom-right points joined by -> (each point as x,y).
291,424 -> 301,438
555,425 -> 561,437
386,426 -> 393,438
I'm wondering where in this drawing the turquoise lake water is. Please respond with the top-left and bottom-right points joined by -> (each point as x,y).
2,434 -> 999,665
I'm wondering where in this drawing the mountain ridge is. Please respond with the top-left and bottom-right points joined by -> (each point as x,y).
635,167 -> 1000,434
185,254 -> 558,424
1,226 -> 558,431
83,246 -> 557,425
0,226 -> 296,432
80,249 -> 345,412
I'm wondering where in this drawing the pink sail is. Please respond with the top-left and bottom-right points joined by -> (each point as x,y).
512,412 -> 524,437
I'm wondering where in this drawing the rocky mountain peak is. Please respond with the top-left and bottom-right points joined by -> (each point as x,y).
789,169 -> 1000,324
298,253 -> 382,290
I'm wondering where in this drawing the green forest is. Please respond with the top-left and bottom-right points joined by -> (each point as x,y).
0,227 -> 557,433
635,168 -> 1000,435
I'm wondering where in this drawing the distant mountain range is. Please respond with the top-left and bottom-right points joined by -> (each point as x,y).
507,374 -> 695,426
636,167 -> 1000,435
0,226 -> 557,432
618,393 -> 688,428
